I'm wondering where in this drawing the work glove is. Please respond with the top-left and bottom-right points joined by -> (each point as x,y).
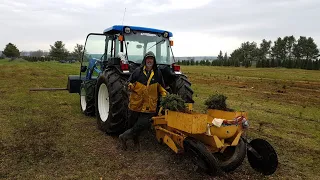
128,83 -> 134,90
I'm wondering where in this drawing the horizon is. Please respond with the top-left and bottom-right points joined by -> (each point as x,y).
1,0 -> 320,57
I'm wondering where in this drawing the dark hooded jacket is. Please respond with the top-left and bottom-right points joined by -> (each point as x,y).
127,51 -> 167,113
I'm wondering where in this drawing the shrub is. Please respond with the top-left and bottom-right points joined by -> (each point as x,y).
160,94 -> 186,112
204,93 -> 233,111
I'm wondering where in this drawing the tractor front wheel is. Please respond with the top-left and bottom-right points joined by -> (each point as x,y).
80,80 -> 96,116
95,69 -> 128,135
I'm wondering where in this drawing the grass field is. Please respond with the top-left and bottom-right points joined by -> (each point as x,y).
1,59 -> 319,179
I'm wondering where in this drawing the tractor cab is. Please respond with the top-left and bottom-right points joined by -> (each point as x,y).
80,25 -> 180,81
105,25 -> 174,65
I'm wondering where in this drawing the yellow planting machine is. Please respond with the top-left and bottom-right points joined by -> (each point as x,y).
152,104 -> 278,176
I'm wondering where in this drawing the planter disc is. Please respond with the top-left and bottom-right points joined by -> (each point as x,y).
247,138 -> 278,175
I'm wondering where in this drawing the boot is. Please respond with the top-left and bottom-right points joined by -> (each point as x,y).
133,136 -> 140,152
118,129 -> 133,151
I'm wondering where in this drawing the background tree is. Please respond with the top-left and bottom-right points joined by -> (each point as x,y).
30,50 -> 45,57
258,39 -> 272,67
223,52 -> 229,66
306,59 -> 313,70
314,59 -> 320,70
217,50 -> 223,62
272,58 -> 278,67
305,37 -> 319,61
205,59 -> 211,66
229,48 -> 242,67
285,36 -> 296,63
211,60 -> 216,66
49,41 -> 69,60
265,59 -> 270,68
271,37 -> 286,67
256,60 -> 262,68
292,36 -> 306,64
241,41 -> 258,67
72,44 -> 84,62
3,43 -> 20,58
293,36 -> 319,69
190,59 -> 195,66
200,59 -> 205,66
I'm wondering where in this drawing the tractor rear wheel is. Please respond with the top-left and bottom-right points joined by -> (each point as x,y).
80,80 -> 96,116
213,138 -> 246,172
183,138 -> 220,176
170,74 -> 194,103
95,69 -> 128,134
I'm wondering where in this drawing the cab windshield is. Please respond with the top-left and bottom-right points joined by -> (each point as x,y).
123,31 -> 172,65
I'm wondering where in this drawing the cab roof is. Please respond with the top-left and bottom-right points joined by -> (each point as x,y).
103,25 -> 173,37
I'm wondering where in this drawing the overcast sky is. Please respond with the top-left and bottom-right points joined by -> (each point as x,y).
1,0 -> 319,56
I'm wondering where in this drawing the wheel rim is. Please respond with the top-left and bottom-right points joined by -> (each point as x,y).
98,83 -> 110,122
80,87 -> 86,111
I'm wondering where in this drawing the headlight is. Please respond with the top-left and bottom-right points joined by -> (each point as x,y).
163,32 -> 169,38
236,116 -> 249,129
124,27 -> 131,33
242,120 -> 249,129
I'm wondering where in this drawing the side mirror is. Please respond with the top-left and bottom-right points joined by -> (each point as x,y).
80,65 -> 87,72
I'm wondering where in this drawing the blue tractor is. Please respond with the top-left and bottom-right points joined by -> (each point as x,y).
67,25 -> 194,134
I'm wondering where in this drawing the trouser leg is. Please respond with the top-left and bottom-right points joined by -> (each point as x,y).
130,113 -> 154,146
119,110 -> 139,150
131,113 -> 153,136
119,112 -> 155,151
119,129 -> 133,150
133,135 -> 140,151
127,110 -> 139,129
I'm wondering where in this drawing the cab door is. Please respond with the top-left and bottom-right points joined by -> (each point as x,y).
69,33 -> 115,94
80,33 -> 113,80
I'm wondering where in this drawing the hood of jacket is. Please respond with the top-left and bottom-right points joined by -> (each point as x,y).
141,51 -> 157,71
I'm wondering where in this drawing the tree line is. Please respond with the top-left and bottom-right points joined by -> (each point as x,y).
22,56 -> 59,62
177,35 -> 320,70
1,41 -> 84,62
2,36 -> 319,70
